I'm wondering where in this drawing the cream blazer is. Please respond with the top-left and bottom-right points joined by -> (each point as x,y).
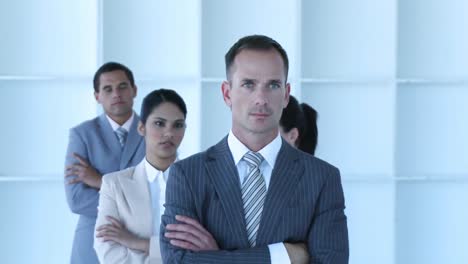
94,160 -> 161,264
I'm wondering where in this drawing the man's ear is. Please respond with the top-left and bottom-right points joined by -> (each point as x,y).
132,85 -> 138,98
137,121 -> 145,136
94,91 -> 100,103
283,83 -> 291,108
221,81 -> 232,108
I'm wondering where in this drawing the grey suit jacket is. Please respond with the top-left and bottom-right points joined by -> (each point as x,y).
160,137 -> 349,264
64,113 -> 145,264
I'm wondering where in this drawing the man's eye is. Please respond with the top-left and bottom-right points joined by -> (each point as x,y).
270,83 -> 281,89
242,82 -> 254,88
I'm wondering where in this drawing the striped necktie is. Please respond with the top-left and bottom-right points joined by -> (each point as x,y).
242,151 -> 266,247
115,127 -> 127,147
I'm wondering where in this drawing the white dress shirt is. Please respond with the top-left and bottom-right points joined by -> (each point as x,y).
144,157 -> 175,236
227,131 -> 289,264
106,112 -> 134,132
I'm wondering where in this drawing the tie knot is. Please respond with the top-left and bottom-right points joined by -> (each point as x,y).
243,151 -> 264,168
115,127 -> 128,147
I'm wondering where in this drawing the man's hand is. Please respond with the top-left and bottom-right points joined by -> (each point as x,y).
165,215 -> 219,251
284,243 -> 309,264
65,153 -> 102,189
96,216 -> 149,253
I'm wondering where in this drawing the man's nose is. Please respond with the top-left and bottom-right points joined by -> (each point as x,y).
253,88 -> 268,105
112,88 -> 122,98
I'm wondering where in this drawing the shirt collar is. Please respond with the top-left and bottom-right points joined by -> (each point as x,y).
227,130 -> 282,168
106,112 -> 134,132
144,156 -> 178,183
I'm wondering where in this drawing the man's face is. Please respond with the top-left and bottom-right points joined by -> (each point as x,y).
222,48 -> 290,138
94,70 -> 136,121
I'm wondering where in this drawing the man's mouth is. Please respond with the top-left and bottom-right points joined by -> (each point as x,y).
160,141 -> 174,147
250,113 -> 269,117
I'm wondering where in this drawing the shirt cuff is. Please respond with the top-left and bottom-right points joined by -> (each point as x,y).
268,242 -> 290,264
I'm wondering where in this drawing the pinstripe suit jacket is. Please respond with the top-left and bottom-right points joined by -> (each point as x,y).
160,137 -> 348,263
64,113 -> 145,264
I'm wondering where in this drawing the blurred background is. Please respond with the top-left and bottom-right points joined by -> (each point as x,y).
1,0 -> 467,263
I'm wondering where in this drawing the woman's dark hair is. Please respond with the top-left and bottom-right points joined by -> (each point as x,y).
140,89 -> 187,124
280,95 -> 318,155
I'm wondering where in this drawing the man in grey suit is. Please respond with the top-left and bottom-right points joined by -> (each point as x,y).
64,62 -> 145,264
161,35 -> 349,263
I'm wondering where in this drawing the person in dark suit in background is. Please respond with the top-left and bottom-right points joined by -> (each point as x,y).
64,62 -> 145,264
160,35 -> 349,264
280,95 -> 318,155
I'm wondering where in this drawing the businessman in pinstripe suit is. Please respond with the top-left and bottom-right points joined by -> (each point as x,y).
160,35 -> 349,263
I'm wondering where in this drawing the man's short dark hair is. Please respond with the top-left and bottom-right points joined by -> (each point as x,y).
225,35 -> 289,80
93,62 -> 135,92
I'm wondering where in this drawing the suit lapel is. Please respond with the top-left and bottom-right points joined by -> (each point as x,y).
97,114 -> 121,155
257,140 -> 304,244
120,115 -> 143,169
120,161 -> 153,232
205,137 -> 250,247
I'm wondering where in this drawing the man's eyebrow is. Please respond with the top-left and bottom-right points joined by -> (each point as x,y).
269,79 -> 282,83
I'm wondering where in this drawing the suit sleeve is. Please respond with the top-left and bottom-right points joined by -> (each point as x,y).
64,128 -> 99,217
308,166 -> 349,263
160,162 -> 271,264
94,175 -> 150,264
